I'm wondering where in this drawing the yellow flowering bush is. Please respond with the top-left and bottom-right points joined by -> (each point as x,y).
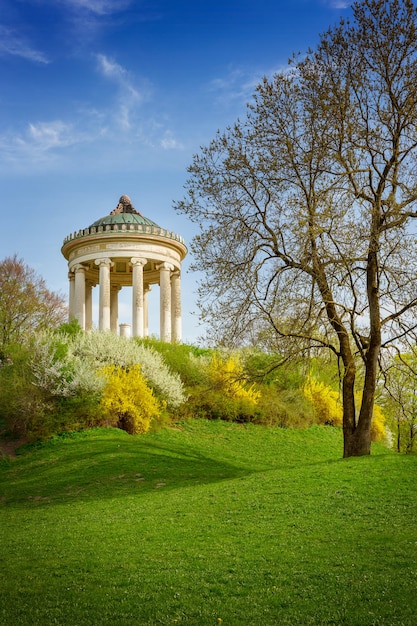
370,403 -> 386,442
303,375 -> 387,440
303,376 -> 343,427
206,352 -> 260,405
99,364 -> 160,434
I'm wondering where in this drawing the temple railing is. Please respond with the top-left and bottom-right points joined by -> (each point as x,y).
63,222 -> 186,246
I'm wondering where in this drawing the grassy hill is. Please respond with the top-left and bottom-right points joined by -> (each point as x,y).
1,421 -> 416,625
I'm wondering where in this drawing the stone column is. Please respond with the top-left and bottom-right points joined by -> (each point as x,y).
119,323 -> 131,338
73,264 -> 86,330
144,284 -> 151,337
171,270 -> 182,342
110,285 -> 121,333
130,257 -> 147,337
68,272 -> 75,322
95,258 -> 113,331
158,262 -> 174,342
85,281 -> 94,331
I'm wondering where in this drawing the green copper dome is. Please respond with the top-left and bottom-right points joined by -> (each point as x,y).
89,212 -> 160,228
89,194 -> 161,229
61,194 -> 187,253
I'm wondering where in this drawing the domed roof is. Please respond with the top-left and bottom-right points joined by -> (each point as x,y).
89,212 -> 160,228
61,194 -> 187,259
89,194 -> 161,229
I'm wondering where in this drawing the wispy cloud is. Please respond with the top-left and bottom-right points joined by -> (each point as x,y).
96,54 -> 143,100
0,26 -> 49,64
0,119 -> 90,172
207,65 -> 285,109
160,130 -> 183,151
27,121 -> 81,150
324,0 -> 351,8
62,0 -> 132,16
96,53 -> 152,130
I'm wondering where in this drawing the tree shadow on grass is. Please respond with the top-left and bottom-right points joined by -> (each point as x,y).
0,430 -> 253,508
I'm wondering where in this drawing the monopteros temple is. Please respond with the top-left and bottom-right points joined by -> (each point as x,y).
61,195 -> 187,342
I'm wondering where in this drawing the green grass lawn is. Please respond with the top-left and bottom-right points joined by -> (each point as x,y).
1,421 -> 416,625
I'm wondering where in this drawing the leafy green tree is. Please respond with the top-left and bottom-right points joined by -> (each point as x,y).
382,353 -> 417,452
176,0 -> 417,457
0,255 -> 67,354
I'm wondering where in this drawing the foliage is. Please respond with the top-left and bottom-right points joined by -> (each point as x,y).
29,330 -> 104,399
370,403 -> 387,443
243,350 -> 308,389
303,376 -> 343,427
175,0 -> 417,457
0,255 -> 67,353
71,332 -> 186,408
138,337 -> 211,386
99,365 -> 161,434
257,385 -> 314,428
381,352 -> 417,452
0,342 -> 42,437
58,318 -> 83,337
206,352 -> 261,405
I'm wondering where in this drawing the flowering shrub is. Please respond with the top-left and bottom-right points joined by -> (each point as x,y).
178,351 -> 261,423
29,331 -> 103,398
205,352 -> 261,405
370,403 -> 386,442
99,365 -> 160,434
71,332 -> 186,408
303,376 -> 343,426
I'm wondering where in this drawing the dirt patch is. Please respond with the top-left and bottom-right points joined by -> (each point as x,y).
0,437 -> 27,458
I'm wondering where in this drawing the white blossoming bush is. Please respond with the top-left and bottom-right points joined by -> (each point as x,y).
29,331 -> 104,398
70,331 -> 186,408
11,330 -> 185,440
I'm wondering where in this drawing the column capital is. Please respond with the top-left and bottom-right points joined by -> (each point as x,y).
156,262 -> 174,272
95,258 -> 114,268
130,257 -> 147,267
73,263 -> 88,273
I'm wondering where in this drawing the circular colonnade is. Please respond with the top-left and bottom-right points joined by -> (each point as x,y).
61,195 -> 187,342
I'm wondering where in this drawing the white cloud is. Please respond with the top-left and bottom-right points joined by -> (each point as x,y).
325,0 -> 351,8
207,65 -> 286,109
160,130 -> 183,151
27,121 -> 80,150
0,119 -> 91,170
0,26 -> 49,64
62,0 -> 132,16
96,53 -> 145,102
96,53 -> 153,130
97,53 -> 127,79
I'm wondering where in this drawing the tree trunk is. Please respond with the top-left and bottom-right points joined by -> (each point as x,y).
343,424 -> 371,457
341,366 -> 372,457
397,417 -> 401,453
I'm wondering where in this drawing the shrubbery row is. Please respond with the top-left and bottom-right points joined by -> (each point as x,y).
0,326 -> 387,443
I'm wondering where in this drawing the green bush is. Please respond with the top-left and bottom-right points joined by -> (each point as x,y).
0,343 -> 37,436
71,332 -> 186,408
179,385 -> 262,423
257,385 -> 315,428
137,338 -> 211,386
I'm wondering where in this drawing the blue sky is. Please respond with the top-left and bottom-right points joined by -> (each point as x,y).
0,0 -> 352,343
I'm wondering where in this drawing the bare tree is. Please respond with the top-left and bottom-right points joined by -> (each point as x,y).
0,255 -> 67,353
176,0 -> 417,457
